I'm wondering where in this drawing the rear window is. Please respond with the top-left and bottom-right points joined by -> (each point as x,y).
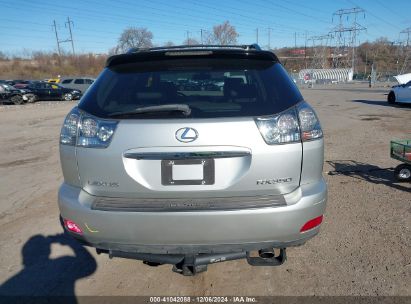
62,79 -> 73,84
79,58 -> 302,119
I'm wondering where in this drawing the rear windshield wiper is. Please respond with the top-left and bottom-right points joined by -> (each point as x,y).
108,104 -> 191,118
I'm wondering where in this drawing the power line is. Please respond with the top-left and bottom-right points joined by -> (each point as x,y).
374,0 -> 408,20
346,0 -> 401,31
261,0 -> 330,24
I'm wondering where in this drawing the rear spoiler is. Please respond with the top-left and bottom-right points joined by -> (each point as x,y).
106,44 -> 279,67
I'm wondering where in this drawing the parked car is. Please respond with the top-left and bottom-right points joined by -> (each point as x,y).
388,80 -> 411,104
46,78 -> 61,83
0,83 -> 24,104
13,80 -> 34,89
5,79 -> 25,86
58,44 -> 327,275
26,82 -> 81,101
59,77 -> 95,93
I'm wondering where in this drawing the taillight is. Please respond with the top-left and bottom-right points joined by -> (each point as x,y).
297,102 -> 323,141
255,102 -> 323,145
255,107 -> 301,144
60,109 -> 80,146
63,219 -> 83,234
60,107 -> 118,148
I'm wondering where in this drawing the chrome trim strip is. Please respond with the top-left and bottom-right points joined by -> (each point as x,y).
92,194 -> 286,212
123,151 -> 251,160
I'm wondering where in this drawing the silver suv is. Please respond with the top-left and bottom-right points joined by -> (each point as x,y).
58,44 -> 327,275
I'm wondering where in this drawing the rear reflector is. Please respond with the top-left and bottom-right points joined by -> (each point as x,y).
300,215 -> 323,232
64,219 -> 83,234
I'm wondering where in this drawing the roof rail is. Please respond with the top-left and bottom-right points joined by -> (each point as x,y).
127,44 -> 262,54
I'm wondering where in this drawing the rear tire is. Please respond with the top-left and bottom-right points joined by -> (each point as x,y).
26,94 -> 37,103
63,93 -> 73,101
394,164 -> 411,182
10,95 -> 25,105
388,91 -> 396,104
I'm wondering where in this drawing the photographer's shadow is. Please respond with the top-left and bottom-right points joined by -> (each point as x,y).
0,232 -> 97,299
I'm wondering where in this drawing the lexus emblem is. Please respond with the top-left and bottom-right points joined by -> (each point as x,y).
175,127 -> 198,143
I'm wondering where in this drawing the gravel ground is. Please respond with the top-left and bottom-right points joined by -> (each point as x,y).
0,84 -> 410,297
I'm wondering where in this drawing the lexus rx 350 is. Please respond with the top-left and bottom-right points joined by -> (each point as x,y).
58,44 -> 327,275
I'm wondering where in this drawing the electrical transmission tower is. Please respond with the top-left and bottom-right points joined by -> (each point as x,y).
399,27 -> 411,74
330,7 -> 366,71
400,27 -> 411,46
52,17 -> 75,56
308,34 -> 332,69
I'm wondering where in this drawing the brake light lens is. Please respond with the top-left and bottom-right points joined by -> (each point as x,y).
297,102 -> 323,141
63,219 -> 83,234
60,107 -> 118,148
300,215 -> 323,232
255,107 -> 300,144
60,110 -> 80,145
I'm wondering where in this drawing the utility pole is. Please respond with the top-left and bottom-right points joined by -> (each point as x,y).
200,29 -> 203,45
256,28 -> 259,44
267,27 -> 272,50
304,31 -> 308,69
52,20 -> 61,56
186,31 -> 190,45
294,32 -> 297,48
65,17 -> 75,55
53,17 -> 75,56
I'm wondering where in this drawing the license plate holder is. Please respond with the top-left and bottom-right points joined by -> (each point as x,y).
161,159 -> 215,185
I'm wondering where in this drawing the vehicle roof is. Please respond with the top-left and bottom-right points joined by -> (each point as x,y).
106,44 -> 279,67
60,76 -> 96,79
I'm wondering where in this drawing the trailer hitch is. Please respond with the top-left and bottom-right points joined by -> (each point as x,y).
107,247 -> 287,276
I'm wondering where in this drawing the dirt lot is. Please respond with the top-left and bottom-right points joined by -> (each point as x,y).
0,84 -> 410,297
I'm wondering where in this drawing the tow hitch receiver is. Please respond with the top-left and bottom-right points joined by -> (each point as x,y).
172,252 -> 247,276
106,248 -> 287,275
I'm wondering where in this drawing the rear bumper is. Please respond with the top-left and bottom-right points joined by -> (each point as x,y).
58,178 -> 327,254
73,93 -> 82,99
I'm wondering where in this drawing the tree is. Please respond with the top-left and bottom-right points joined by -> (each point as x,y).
108,46 -> 120,56
357,38 -> 399,76
182,38 -> 199,45
116,27 -> 153,53
208,21 -> 238,45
